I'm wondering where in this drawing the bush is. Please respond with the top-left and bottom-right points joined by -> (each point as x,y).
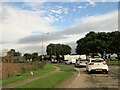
32,61 -> 46,70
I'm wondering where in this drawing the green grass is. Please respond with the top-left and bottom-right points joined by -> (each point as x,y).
53,64 -> 74,71
17,64 -> 74,88
33,64 -> 55,76
105,59 -> 120,65
2,64 -> 55,85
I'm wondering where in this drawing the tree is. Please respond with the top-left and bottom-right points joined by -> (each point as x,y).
46,43 -> 71,61
62,44 -> 71,55
7,49 -> 16,57
23,53 -> 31,61
6,49 -> 21,62
31,53 -> 39,61
110,31 -> 120,60
46,43 -> 71,55
76,31 -> 120,59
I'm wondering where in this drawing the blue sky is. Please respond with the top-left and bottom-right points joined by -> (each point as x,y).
5,2 -> 118,30
1,1 -> 118,55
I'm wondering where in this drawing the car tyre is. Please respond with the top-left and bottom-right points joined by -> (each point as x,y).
105,71 -> 108,74
88,71 -> 91,74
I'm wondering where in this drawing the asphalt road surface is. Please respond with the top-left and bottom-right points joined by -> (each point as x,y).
57,65 -> 120,89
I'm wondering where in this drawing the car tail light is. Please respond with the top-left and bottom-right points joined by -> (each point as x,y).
89,62 -> 94,65
102,61 -> 107,65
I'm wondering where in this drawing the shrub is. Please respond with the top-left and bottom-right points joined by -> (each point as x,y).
32,61 -> 46,70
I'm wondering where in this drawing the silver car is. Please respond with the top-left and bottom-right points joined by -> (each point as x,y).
75,59 -> 88,67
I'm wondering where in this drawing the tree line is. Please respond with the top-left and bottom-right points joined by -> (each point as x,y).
76,31 -> 120,60
46,43 -> 71,61
2,43 -> 71,62
2,30 -> 120,62
3,49 -> 41,62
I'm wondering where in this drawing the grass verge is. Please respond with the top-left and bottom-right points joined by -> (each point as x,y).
2,64 -> 55,85
105,59 -> 120,65
17,64 -> 74,88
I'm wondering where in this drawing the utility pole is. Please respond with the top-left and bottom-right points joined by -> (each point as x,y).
41,33 -> 49,61
41,34 -> 43,61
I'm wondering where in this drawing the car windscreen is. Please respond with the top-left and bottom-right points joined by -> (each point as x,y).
91,59 -> 104,62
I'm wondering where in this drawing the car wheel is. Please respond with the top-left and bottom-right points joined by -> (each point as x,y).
88,71 -> 91,74
105,71 -> 108,74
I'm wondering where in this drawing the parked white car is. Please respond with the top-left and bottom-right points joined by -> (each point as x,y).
86,58 -> 109,74
75,59 -> 88,67
51,59 -> 58,63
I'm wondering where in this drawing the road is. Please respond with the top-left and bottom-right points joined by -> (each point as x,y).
57,65 -> 120,89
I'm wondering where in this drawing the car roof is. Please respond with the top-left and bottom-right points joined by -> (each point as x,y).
89,58 -> 96,60
89,58 -> 103,59
94,58 -> 104,60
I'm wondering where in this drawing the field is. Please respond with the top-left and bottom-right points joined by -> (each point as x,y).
2,63 -> 74,88
2,64 -> 54,85
105,59 -> 120,65
2,63 -> 33,79
2,61 -> 46,79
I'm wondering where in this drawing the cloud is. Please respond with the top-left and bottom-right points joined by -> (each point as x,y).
83,11 -> 118,24
0,49 -> 9,56
77,1 -> 96,10
17,32 -> 67,44
66,10 -> 118,34
17,10 -> 118,45
51,9 -> 63,14
2,8 -> 118,54
77,5 -> 88,9
1,2 -> 118,55
88,1 -> 96,5
78,6 -> 84,9
1,4 -> 57,43
18,45 -> 44,54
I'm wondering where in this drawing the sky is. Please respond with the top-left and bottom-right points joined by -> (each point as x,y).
0,0 -> 119,56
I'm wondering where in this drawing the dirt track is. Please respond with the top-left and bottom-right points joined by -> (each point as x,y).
57,65 -> 120,89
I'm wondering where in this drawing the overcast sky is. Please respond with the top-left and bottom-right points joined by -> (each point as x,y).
0,0 -> 118,56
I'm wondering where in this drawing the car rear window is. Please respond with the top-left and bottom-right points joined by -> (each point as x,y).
65,60 -> 68,61
80,59 -> 87,61
91,59 -> 104,62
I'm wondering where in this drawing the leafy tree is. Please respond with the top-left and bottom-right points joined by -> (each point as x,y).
6,49 -> 21,62
110,31 -> 120,59
7,49 -> 16,57
62,44 -> 71,55
31,53 -> 39,61
46,43 -> 71,55
7,49 -> 21,57
23,53 -> 31,61
76,31 -> 120,60
46,43 -> 71,61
